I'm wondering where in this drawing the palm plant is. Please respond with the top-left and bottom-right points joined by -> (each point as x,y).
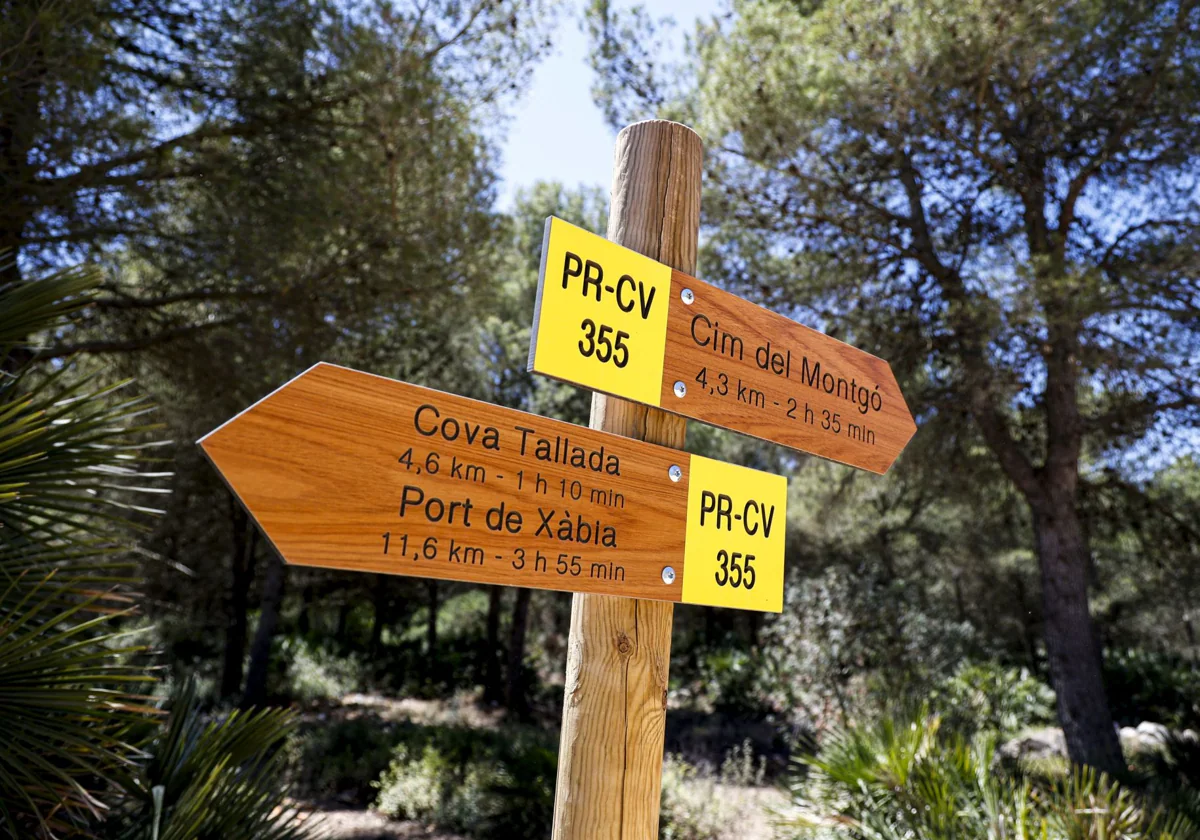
103,680 -> 316,840
0,257 -> 318,839
1,260 -> 163,837
781,709 -> 1200,840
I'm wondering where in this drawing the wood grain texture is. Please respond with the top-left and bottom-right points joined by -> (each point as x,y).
553,120 -> 702,840
199,363 -> 693,601
660,272 -> 917,474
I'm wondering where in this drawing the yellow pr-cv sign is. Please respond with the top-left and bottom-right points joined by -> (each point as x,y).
529,216 -> 672,407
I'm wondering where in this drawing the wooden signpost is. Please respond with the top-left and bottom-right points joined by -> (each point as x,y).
530,217 -> 917,473
200,362 -> 787,613
200,119 -> 915,840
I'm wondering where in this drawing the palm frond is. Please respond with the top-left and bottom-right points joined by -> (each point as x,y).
0,262 -> 169,838
0,255 -> 98,351
0,367 -> 169,545
0,266 -> 171,617
106,681 -> 321,840
0,574 -> 155,839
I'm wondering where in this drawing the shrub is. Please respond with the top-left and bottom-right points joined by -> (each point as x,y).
697,648 -> 774,717
755,570 -> 981,729
660,741 -> 767,840
374,744 -> 492,829
781,709 -> 1200,840
371,723 -> 555,838
289,714 -> 401,804
1134,732 -> 1200,825
929,661 -> 1056,738
269,637 -> 365,705
1105,649 -> 1200,730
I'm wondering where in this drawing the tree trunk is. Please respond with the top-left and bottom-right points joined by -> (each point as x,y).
242,550 -> 286,709
747,610 -> 762,650
425,580 -> 439,681
1031,492 -> 1124,774
298,583 -> 313,636
1184,611 -> 1197,669
1011,572 -> 1041,673
370,574 -> 389,655
221,502 -> 256,699
0,21 -> 45,286
506,587 -> 532,717
335,601 -> 353,644
483,587 -> 504,704
952,572 -> 967,623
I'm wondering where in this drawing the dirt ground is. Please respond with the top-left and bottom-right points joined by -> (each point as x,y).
299,692 -> 790,840
312,808 -> 465,840
311,784 -> 788,840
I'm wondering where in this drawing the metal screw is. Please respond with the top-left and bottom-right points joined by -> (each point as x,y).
661,566 -> 677,585
673,380 -> 687,398
668,464 -> 682,482
680,288 -> 695,305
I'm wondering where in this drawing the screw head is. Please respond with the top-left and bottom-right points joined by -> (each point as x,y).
668,464 -> 682,482
673,380 -> 687,398
680,288 -> 695,305
661,566 -> 677,585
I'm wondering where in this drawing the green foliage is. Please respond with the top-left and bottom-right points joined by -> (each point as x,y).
0,264 -> 164,545
104,681 -> 313,840
291,713 -> 559,833
372,722 -> 556,838
592,0 -> 1200,768
267,637 -> 366,705
0,265 -> 162,838
660,742 -> 768,840
783,710 -> 1200,839
0,256 -> 96,348
0,579 -> 154,838
1104,650 -> 1200,730
0,365 -> 163,540
3,0 -> 556,282
1134,734 -> 1200,826
930,663 -> 1057,739
375,744 -> 492,828
756,565 -> 982,729
1088,460 -> 1200,660
290,715 -> 406,805
695,647 -> 773,717
1,264 -> 311,838
584,0 -> 698,128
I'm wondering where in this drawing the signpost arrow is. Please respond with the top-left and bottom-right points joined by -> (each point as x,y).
529,217 -> 917,473
200,362 -> 787,613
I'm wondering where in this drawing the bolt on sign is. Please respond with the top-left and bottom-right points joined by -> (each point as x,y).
528,217 -> 918,474
200,363 -> 787,613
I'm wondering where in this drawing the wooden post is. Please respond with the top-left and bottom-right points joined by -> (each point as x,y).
551,120 -> 702,840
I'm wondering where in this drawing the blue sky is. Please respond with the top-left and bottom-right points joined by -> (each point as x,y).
496,0 -> 722,207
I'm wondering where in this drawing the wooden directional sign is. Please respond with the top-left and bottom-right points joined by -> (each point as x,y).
200,363 -> 787,612
528,217 -> 917,474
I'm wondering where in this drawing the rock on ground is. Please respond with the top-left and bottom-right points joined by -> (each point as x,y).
998,727 -> 1067,762
1002,721 -> 1192,763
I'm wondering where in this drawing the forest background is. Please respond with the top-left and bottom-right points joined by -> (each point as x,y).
2,0 -> 1198,837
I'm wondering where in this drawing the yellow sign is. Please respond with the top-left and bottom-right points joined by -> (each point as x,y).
529,217 -> 917,475
683,456 -> 786,612
530,217 -> 671,408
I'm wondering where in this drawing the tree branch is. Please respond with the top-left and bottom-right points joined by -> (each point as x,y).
93,287 -> 271,310
1057,0 -> 1194,254
35,318 -> 238,358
